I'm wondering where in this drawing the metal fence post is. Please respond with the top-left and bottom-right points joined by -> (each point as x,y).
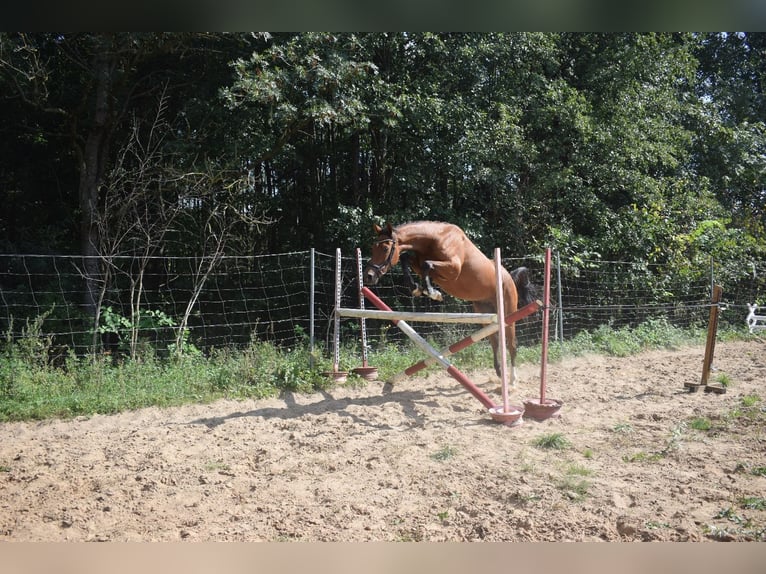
555,250 -> 564,342
309,248 -> 315,368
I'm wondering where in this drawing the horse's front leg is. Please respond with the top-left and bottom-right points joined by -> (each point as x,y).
399,252 -> 424,297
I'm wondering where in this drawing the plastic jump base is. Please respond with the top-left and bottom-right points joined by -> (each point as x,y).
488,406 -> 525,426
323,370 -> 348,383
522,398 -> 564,420
351,366 -> 379,381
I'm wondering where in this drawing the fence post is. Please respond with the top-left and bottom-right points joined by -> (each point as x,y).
309,248 -> 315,369
555,250 -> 564,342
688,284 -> 724,393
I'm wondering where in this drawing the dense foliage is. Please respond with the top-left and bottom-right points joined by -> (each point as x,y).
0,32 -> 764,301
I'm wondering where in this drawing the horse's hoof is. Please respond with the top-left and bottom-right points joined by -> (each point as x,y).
429,291 -> 443,302
412,288 -> 423,297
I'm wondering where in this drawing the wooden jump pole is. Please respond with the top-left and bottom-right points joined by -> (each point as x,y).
336,308 -> 498,324
361,286 -> 498,410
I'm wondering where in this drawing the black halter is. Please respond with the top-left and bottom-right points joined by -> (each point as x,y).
368,237 -> 397,277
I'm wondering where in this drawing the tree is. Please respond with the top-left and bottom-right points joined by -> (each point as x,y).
694,32 -> 766,234
0,32 -> 259,317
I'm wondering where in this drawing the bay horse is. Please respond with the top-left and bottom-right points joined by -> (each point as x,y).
363,221 -> 534,385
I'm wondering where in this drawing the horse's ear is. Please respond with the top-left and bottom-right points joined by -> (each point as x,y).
385,222 -> 393,235
373,223 -> 383,234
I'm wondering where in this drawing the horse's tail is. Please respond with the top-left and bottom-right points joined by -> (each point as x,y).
510,266 -> 537,309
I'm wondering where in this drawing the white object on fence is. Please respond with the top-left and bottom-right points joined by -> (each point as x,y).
746,303 -> 766,333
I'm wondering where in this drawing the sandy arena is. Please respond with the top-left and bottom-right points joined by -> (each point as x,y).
1,340 -> 764,541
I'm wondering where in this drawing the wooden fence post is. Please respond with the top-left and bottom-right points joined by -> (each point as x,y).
688,284 -> 724,393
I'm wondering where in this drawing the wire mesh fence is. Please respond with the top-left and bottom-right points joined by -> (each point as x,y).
0,250 -> 764,362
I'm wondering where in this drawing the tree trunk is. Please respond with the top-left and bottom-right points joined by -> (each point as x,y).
79,51 -> 114,317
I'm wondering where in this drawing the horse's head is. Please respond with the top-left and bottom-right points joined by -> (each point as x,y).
364,222 -> 399,285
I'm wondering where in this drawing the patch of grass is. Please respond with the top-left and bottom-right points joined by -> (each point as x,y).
689,417 -> 712,431
716,373 -> 733,388
203,460 -> 232,473
565,463 -> 592,476
0,334 -> 402,422
533,433 -> 570,450
725,394 -> 765,425
0,464 -> 10,473
739,497 -> 766,511
750,467 -> 766,477
645,521 -> 671,530
558,475 -> 591,501
612,422 -> 633,434
431,445 -> 457,462
706,503 -> 766,541
741,394 -> 761,408
582,448 -> 594,459
0,313 -> 741,423
623,451 -> 663,463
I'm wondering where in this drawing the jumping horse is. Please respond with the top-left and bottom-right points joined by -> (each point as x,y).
364,221 -> 534,385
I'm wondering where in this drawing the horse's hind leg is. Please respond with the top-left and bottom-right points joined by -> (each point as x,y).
476,300 -> 518,386
507,322 -> 518,387
474,301 -> 503,378
420,261 -> 446,301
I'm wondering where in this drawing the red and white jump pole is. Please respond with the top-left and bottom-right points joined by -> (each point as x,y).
323,248 -> 348,382
494,248 -> 510,413
401,300 -> 542,377
522,246 -> 563,420
351,248 -> 378,381
361,286 -> 499,411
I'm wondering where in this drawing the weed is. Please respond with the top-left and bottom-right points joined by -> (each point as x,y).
726,394 -> 765,425
707,506 -> 766,541
741,394 -> 761,408
431,445 -> 457,462
660,422 -> 687,455
715,373 -> 733,388
582,448 -> 594,459
645,521 -> 671,530
751,467 -> 766,477
533,433 -> 570,450
715,507 -> 744,524
739,497 -> 766,511
689,417 -> 712,431
565,463 -> 592,476
558,476 -> 591,500
612,422 -> 633,434
623,451 -> 663,463
204,460 -> 231,473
